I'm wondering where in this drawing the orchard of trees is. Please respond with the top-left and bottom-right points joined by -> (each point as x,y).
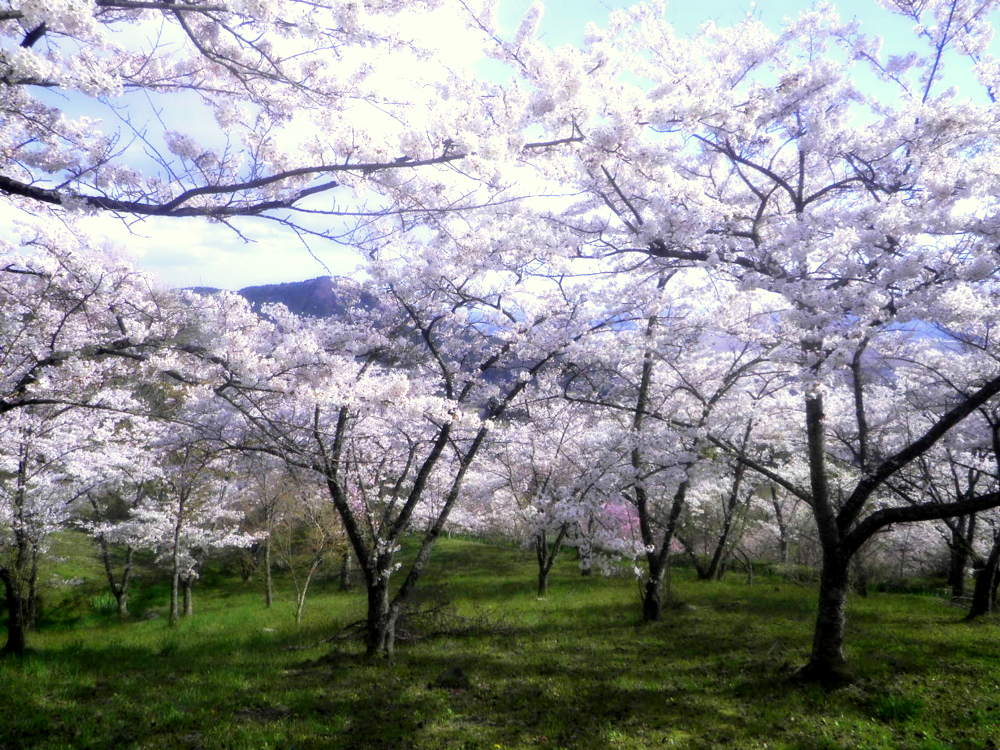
2,0 -> 999,688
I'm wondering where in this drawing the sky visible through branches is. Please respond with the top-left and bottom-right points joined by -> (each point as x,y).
3,0 -> 993,290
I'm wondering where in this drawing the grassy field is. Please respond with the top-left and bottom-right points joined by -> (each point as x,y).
2,535 -> 999,750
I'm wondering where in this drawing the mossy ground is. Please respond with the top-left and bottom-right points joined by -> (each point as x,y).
2,535 -> 999,749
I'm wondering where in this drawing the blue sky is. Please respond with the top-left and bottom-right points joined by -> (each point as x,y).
496,1 -> 915,47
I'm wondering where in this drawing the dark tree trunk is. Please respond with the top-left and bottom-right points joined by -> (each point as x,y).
801,549 -> 851,682
966,537 -> 1000,620
537,567 -> 550,598
534,526 -> 565,598
850,554 -> 869,598
1,568 -> 27,657
704,439 -> 751,581
641,558 -> 666,622
364,576 -> 395,659
948,514 -> 975,599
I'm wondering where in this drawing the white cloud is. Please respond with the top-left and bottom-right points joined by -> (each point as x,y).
77,213 -> 364,290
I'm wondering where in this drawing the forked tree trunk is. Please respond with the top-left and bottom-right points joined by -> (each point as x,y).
97,531 -> 134,619
534,526 -> 566,598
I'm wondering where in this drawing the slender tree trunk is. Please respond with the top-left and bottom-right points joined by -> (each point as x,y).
25,543 -> 39,629
295,559 -> 322,625
115,547 -> 134,619
534,528 -> 565,598
771,487 -> 791,564
578,536 -> 593,577
0,568 -> 27,656
169,570 -> 180,626
264,535 -> 273,608
182,576 -> 194,617
338,550 -> 353,591
680,537 -> 710,580
168,494 -> 185,627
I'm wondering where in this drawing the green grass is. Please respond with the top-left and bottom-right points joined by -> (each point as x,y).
3,535 -> 999,749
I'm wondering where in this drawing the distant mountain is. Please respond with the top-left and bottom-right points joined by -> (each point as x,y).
190,276 -> 377,319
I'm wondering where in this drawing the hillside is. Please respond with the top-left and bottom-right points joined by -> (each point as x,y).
191,276 -> 377,319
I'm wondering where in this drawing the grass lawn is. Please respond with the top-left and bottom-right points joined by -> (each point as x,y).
2,535 -> 999,750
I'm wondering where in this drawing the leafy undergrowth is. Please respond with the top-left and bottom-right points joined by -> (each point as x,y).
3,537 -> 999,750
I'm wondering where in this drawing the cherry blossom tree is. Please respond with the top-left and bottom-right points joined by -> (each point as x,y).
1,402 -> 143,654
484,393 -> 626,597
562,276 -> 779,620
176,236 -> 624,657
80,421 -> 165,619
270,479 -> 343,625
471,0 -> 1000,680
0,0 -> 568,269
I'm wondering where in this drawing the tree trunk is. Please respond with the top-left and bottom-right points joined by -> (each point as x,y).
338,550 -> 354,591
850,554 -> 869,598
948,514 -> 975,599
642,576 -> 663,621
25,543 -> 40,630
537,567 -> 549,598
801,550 -> 851,682
966,536 -> 1000,620
98,532 -> 133,619
264,535 -> 273,608
0,568 -> 27,657
578,537 -> 593,577
295,559 -> 321,625
771,487 -> 791,564
182,576 -> 193,617
364,568 -> 396,658
641,558 -> 666,622
112,547 -> 134,619
168,494 -> 185,627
